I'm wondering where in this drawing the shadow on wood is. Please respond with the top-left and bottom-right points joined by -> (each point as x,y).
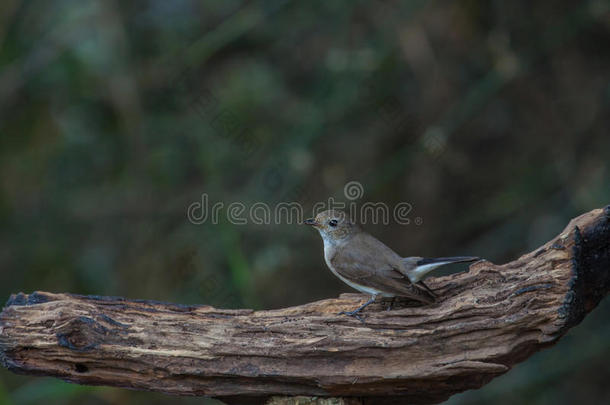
1,206 -> 609,405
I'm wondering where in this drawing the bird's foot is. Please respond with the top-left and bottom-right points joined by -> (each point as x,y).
385,297 -> 396,311
338,309 -> 366,323
337,295 -> 377,323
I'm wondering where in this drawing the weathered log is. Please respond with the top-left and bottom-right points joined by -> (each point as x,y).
1,206 -> 609,405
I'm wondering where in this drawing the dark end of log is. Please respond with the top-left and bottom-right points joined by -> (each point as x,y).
1,206 -> 609,405
561,205 -> 610,331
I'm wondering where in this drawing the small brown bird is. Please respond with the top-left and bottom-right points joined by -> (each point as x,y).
304,209 -> 478,320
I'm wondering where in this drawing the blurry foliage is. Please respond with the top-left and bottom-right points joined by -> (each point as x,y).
1,0 -> 610,404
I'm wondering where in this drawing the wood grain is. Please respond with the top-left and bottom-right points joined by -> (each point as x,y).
1,206 -> 609,405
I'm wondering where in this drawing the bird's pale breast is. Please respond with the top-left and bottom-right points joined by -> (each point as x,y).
322,237 -> 391,296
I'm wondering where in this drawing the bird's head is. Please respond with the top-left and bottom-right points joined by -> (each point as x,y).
304,209 -> 359,243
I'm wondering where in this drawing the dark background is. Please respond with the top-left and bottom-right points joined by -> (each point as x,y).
1,0 -> 609,404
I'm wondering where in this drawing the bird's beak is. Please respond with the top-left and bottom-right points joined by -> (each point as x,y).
304,218 -> 319,227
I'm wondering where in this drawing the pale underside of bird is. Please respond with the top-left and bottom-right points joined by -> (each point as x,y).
305,209 -> 479,320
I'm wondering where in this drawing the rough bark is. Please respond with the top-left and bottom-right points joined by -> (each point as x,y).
1,206 -> 609,405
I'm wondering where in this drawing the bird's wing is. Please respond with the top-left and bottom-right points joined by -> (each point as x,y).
330,233 -> 434,304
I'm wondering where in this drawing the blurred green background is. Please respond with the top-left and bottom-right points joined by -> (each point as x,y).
1,0 -> 609,404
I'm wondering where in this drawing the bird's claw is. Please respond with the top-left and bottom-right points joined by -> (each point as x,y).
338,310 -> 366,323
385,297 -> 396,311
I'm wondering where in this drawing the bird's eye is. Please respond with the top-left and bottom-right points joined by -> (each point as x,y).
328,219 -> 338,227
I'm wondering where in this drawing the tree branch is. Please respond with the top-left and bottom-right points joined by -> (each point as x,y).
1,206 -> 609,405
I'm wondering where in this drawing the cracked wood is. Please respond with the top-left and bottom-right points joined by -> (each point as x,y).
1,206 -> 609,405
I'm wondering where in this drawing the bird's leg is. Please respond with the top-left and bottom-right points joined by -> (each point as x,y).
339,294 -> 377,322
417,280 -> 437,299
386,296 -> 396,311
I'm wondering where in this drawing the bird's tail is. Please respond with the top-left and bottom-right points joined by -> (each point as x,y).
402,256 -> 479,283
